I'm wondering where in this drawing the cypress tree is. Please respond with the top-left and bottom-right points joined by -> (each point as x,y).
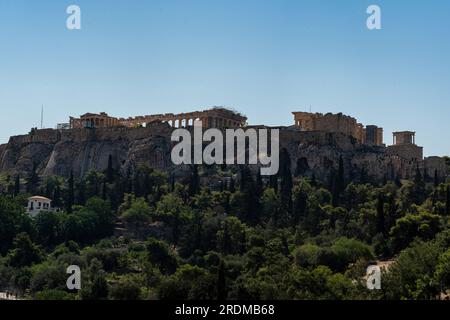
217,259 -> 227,300
279,148 -> 293,215
311,172 -> 317,187
360,166 -> 368,184
332,156 -> 345,206
386,195 -> 398,232
77,180 -> 86,206
446,185 -> 450,216
66,171 -> 74,213
102,181 -> 107,200
106,154 -> 114,183
434,169 -> 439,187
337,156 -> 345,191
189,165 -> 200,196
133,172 -> 141,197
412,166 -> 426,205
394,174 -> 402,187
229,177 -> 235,193
13,175 -> 21,197
53,185 -> 62,208
269,175 -> 278,192
376,193 -> 386,235
293,189 -> 307,225
26,163 -> 40,194
256,170 -> 263,198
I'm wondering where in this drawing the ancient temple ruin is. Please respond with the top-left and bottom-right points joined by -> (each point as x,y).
69,107 -> 247,130
387,131 -> 423,161
292,111 -> 384,146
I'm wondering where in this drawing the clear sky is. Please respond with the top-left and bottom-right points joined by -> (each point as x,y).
0,0 -> 449,156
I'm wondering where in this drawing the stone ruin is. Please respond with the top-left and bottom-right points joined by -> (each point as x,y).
69,107 -> 247,130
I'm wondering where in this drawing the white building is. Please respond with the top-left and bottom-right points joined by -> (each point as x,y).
27,196 -> 53,217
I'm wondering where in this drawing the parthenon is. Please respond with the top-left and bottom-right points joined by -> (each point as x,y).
69,107 -> 247,130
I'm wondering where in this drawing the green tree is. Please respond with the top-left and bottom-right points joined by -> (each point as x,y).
0,196 -> 32,254
26,163 -> 40,194
67,171 -> 75,212
122,197 -> 152,237
8,233 -> 43,268
106,154 -> 114,183
217,259 -> 227,300
86,272 -> 109,300
189,165 -> 200,196
446,185 -> 450,216
376,193 -> 386,235
156,193 -> 191,245
110,275 -> 142,300
34,211 -> 63,246
147,238 -> 178,275
279,148 -> 293,220
332,156 -> 345,206
390,211 -> 441,251
13,175 -> 21,197
383,241 -> 440,299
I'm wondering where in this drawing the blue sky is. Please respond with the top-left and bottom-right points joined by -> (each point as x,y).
0,0 -> 449,156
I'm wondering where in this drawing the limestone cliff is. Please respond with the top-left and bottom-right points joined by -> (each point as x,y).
0,123 -> 173,179
0,124 -> 446,183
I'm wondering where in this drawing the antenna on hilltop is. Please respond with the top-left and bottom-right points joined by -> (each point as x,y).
309,105 -> 312,113
40,105 -> 44,129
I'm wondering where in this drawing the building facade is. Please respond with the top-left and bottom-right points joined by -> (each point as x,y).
27,196 -> 53,217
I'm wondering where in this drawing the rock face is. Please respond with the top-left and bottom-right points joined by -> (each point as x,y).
0,123 -> 174,179
0,124 -> 447,183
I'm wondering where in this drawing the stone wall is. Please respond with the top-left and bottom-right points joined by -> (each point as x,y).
292,112 -> 382,146
386,144 -> 423,162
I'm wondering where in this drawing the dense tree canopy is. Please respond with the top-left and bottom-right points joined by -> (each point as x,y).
0,158 -> 449,300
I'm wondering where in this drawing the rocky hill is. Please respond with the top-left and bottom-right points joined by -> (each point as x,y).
0,123 -> 447,183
